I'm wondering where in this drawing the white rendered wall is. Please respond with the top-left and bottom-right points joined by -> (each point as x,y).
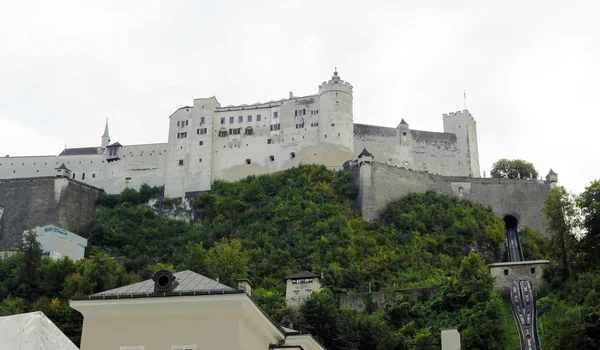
27,225 -> 88,261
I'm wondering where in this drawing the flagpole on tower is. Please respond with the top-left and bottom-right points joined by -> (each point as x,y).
463,90 -> 467,110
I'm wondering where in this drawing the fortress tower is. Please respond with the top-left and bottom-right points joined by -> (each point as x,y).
317,69 -> 354,164
443,110 -> 480,177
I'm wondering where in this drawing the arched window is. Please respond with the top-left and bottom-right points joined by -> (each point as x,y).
245,127 -> 253,136
218,128 -> 228,137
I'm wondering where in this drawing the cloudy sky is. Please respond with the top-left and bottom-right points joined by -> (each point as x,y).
1,1 -> 598,194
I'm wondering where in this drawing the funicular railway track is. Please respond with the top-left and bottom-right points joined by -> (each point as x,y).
504,216 -> 541,349
510,280 -> 540,350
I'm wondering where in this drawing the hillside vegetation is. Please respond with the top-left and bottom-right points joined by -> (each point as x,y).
4,165 -> 599,349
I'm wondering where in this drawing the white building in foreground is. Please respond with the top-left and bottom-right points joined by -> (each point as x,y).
25,225 -> 88,261
71,270 -> 325,350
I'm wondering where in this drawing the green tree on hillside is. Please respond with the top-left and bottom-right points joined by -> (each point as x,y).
17,230 -> 43,299
205,238 -> 249,287
491,158 -> 538,179
542,186 -> 579,280
577,180 -> 600,268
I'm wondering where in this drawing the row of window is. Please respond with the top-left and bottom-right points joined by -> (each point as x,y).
190,119 -> 327,138
295,109 -> 320,117
220,113 -> 268,125
179,109 -> 321,129
120,346 -> 195,350
0,160 -> 106,166
291,278 -> 314,284
178,153 -> 296,167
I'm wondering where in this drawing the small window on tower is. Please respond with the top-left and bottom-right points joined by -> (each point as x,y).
245,159 -> 251,164
290,152 -> 295,159
199,158 -> 202,162
403,132 -> 407,136
269,155 -> 275,161
504,269 -> 509,276
178,160 -> 184,166
199,141 -> 203,146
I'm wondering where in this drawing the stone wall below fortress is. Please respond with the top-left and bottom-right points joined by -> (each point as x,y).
353,161 -> 552,235
0,177 -> 101,248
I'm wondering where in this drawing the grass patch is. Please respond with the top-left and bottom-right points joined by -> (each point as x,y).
503,299 -> 521,350
537,314 -> 546,349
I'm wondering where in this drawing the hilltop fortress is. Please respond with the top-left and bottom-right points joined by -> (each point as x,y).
0,69 -> 556,237
1,70 -> 480,196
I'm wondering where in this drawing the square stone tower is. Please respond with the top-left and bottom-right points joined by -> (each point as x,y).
285,271 -> 321,307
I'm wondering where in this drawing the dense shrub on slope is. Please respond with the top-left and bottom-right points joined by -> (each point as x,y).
0,165 -> 523,349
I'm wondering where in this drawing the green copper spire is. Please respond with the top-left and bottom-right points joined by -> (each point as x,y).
102,119 -> 109,138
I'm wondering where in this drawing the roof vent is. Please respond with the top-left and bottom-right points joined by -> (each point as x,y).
153,270 -> 178,293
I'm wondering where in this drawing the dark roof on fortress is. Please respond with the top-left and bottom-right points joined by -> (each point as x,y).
286,271 -> 319,280
73,270 -> 237,300
55,163 -> 70,170
357,148 -> 373,158
58,147 -> 103,156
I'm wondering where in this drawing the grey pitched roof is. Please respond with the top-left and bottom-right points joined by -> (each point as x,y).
357,148 -> 373,159
399,118 -> 408,125
88,270 -> 235,298
286,271 -> 319,280
108,142 -> 122,147
55,163 -> 70,170
59,147 -> 103,156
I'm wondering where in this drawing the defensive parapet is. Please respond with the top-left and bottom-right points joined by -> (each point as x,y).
0,177 -> 102,248
353,160 -> 554,235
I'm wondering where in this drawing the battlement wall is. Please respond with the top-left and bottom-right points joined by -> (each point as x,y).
356,162 -> 551,234
442,109 -> 474,120
0,177 -> 101,248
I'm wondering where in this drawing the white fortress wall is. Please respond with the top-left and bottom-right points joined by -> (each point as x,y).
1,70 -> 481,198
105,143 -> 168,194
0,155 -> 63,178
409,130 -> 463,176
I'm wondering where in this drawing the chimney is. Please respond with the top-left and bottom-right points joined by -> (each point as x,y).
440,328 -> 461,350
237,278 -> 253,296
289,91 -> 293,99
153,270 -> 179,293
